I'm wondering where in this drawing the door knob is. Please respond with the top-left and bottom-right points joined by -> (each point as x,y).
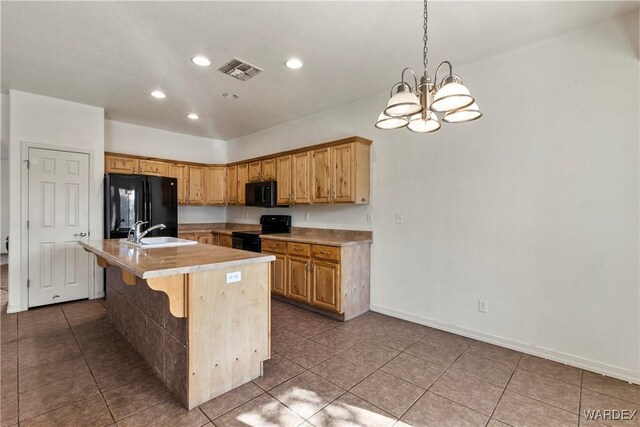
74,232 -> 87,237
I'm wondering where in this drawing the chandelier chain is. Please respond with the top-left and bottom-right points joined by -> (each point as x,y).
423,0 -> 428,73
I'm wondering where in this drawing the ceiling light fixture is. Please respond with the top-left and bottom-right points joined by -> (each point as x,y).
191,56 -> 211,67
375,0 -> 481,132
285,58 -> 303,69
186,113 -> 200,120
150,90 -> 166,99
222,92 -> 239,99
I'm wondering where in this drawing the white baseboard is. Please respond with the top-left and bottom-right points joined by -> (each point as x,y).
91,292 -> 105,299
6,304 -> 23,313
370,303 -> 640,385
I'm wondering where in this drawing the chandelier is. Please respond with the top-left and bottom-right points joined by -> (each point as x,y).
375,0 -> 482,133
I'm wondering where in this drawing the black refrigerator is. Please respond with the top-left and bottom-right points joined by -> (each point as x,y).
104,174 -> 178,239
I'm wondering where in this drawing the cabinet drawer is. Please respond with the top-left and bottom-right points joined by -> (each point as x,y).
287,242 -> 311,257
219,234 -> 233,248
139,160 -> 167,176
262,239 -> 286,254
312,245 -> 340,261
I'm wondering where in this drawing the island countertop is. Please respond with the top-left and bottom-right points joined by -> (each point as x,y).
80,239 -> 275,279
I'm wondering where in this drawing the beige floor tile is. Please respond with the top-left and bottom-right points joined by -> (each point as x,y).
466,342 -> 522,368
493,390 -> 578,427
430,368 -> 503,416
283,319 -> 335,338
103,376 -> 173,421
279,339 -> 337,369
518,354 -> 582,386
199,382 -> 263,420
311,353 -> 378,390
19,354 -> 90,392
84,340 -> 139,370
582,371 -> 640,404
118,398 -> 208,427
370,328 -> 423,351
487,419 -> 511,427
580,389 -> 640,427
451,351 -> 515,387
253,353 -> 306,391
271,328 -> 306,353
508,369 -> 581,413
308,392 -> 397,427
405,339 -> 465,367
380,353 -> 445,389
19,372 -> 100,421
271,371 -> 344,419
90,356 -> 152,392
20,394 -> 113,427
340,341 -> 400,369
312,328 -> 362,352
400,391 -> 488,427
212,394 -> 303,427
351,370 -> 424,418
18,341 -> 82,370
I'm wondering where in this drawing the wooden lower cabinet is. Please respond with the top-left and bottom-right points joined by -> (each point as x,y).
287,255 -> 311,303
270,254 -> 287,296
196,233 -> 214,245
179,233 -> 197,241
312,260 -> 340,312
218,234 -> 233,248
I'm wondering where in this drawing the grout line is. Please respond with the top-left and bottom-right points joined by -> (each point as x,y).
578,369 -> 584,422
486,352 -> 523,426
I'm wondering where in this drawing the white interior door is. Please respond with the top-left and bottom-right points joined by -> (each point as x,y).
28,148 -> 90,307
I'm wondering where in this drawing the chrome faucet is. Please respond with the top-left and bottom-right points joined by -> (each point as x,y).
129,220 -> 167,244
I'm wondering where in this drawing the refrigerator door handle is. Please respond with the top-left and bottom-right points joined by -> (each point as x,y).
146,179 -> 152,226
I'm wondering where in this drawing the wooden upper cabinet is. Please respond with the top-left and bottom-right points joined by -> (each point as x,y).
226,165 -> 238,205
261,159 -> 277,181
292,152 -> 311,204
331,143 -> 355,203
106,155 -> 139,174
311,147 -> 331,203
204,166 -> 226,205
237,163 -> 249,205
188,166 -> 205,205
248,161 -> 262,182
276,155 -> 292,206
168,163 -> 189,204
138,159 -> 168,177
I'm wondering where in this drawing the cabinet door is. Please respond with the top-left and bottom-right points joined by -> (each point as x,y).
312,260 -> 341,313
261,159 -> 277,181
218,234 -> 233,248
312,148 -> 331,203
237,164 -> 249,204
210,233 -> 220,246
205,166 -> 226,205
168,163 -> 189,204
248,161 -> 262,182
196,233 -> 214,245
106,155 -> 139,174
226,165 -> 238,205
179,233 -> 197,241
276,155 -> 292,205
188,166 -> 205,205
331,143 -> 355,203
139,160 -> 168,177
292,152 -> 311,204
268,253 -> 286,296
287,255 -> 311,303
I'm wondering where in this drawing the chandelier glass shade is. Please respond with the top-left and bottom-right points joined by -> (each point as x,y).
375,0 -> 481,133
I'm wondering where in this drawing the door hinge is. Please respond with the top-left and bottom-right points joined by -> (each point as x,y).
25,160 -> 30,169
27,279 -> 30,288
26,220 -> 30,229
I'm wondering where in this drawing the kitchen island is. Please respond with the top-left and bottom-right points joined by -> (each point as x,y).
80,239 -> 274,409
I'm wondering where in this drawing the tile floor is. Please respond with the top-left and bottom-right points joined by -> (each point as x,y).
1,295 -> 638,427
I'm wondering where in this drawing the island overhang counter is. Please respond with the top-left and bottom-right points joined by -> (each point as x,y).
80,239 -> 275,409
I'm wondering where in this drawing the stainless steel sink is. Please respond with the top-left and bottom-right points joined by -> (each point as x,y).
120,237 -> 197,248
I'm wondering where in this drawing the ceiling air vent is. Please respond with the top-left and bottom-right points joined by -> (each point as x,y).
218,58 -> 263,81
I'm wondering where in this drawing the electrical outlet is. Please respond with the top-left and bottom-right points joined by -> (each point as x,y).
226,271 -> 241,283
395,213 -> 403,224
305,212 -> 310,221
478,299 -> 488,313
367,213 -> 373,223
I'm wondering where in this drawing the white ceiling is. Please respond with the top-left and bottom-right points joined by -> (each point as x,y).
2,1 -> 637,141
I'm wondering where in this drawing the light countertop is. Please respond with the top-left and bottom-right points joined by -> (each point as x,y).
80,239 -> 274,279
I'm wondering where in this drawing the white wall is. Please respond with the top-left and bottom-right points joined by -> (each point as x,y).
104,120 -> 227,223
227,14 -> 640,381
8,90 -> 105,312
1,94 -> 10,254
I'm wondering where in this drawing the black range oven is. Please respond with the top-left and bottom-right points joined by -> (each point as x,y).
231,215 -> 291,253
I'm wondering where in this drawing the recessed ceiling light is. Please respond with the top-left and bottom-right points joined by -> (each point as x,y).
150,90 -> 166,99
191,56 -> 211,67
223,92 -> 239,99
186,113 -> 200,120
285,58 -> 303,69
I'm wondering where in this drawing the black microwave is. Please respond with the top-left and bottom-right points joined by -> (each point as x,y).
245,181 -> 277,207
